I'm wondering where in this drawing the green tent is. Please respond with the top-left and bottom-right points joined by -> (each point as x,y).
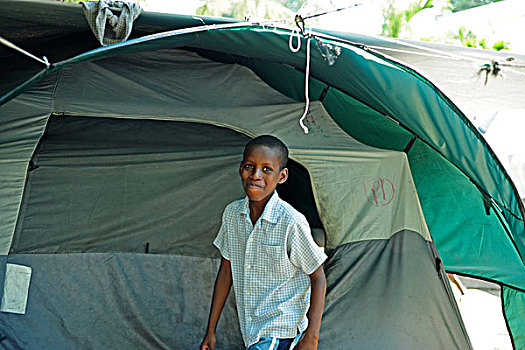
1,1 -> 524,349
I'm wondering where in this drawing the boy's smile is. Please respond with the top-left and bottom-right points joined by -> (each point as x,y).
239,145 -> 288,206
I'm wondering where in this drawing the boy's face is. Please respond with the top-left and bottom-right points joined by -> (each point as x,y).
239,145 -> 288,204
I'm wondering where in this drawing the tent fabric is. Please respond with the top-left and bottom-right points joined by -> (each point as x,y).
0,253 -> 244,350
11,116 -> 248,257
72,25 -> 524,246
503,286 -> 525,348
11,115 -> 325,255
318,32 -> 525,118
1,1 -> 524,347
408,139 -> 525,288
5,49 -> 430,253
0,80 -> 54,256
322,230 -> 471,349
1,231 -> 470,349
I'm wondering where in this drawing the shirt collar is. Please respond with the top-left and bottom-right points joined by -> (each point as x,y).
240,191 -> 282,224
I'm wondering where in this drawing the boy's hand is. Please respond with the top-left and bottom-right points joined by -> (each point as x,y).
200,332 -> 216,350
294,333 -> 318,350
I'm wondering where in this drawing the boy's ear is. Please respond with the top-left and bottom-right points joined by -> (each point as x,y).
278,167 -> 288,184
239,161 -> 244,175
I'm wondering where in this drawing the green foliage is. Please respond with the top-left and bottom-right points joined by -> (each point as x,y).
280,0 -> 306,12
477,37 -> 487,49
453,26 -> 509,51
456,26 -> 478,47
448,0 -> 504,12
492,40 -> 510,51
381,1 -> 403,37
382,0 -> 433,38
405,0 -> 433,22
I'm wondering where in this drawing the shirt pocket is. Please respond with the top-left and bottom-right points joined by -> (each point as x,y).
260,243 -> 287,265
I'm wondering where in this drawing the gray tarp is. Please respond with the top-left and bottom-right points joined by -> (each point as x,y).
12,117 -> 247,257
1,231 -> 470,349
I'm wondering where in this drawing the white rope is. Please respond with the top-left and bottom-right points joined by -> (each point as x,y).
0,36 -> 50,68
298,34 -> 311,134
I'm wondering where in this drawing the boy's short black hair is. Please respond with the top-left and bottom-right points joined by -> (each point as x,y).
244,135 -> 289,170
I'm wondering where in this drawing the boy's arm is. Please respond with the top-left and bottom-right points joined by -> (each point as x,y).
200,257 -> 233,350
295,265 -> 326,350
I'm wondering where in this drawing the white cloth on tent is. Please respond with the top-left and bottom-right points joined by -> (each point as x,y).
81,1 -> 142,46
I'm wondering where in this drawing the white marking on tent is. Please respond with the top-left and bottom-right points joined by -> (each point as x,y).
1,263 -> 32,314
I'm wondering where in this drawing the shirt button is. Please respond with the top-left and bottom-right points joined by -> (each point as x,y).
249,238 -> 254,242
246,291 -> 250,296
247,265 -> 252,269
247,317 -> 252,322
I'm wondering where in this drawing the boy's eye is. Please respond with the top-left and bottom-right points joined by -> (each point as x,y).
263,166 -> 273,172
243,164 -> 254,170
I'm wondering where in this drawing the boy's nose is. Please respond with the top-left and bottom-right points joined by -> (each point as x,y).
251,168 -> 262,179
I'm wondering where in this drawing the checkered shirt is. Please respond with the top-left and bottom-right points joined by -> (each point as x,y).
214,191 -> 327,347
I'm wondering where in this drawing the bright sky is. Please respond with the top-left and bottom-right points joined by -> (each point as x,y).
142,0 -> 525,53
142,0 -> 202,15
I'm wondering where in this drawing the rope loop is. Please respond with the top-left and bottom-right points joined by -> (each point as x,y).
287,14 -> 311,134
289,26 -> 301,53
298,34 -> 311,134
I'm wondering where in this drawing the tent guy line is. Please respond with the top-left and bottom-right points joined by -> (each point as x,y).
299,2 -> 363,21
0,36 -> 50,68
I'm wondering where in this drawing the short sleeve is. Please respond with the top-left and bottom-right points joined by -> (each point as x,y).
213,207 -> 231,261
289,216 -> 327,275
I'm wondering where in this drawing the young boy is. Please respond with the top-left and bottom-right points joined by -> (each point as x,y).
200,135 -> 327,350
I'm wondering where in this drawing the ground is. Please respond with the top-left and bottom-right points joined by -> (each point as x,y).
450,276 -> 512,350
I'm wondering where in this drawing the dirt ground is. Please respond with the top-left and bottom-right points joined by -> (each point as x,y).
450,277 -> 512,350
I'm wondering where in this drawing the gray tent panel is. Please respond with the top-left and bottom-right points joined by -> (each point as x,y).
10,115 -> 324,256
0,81 -> 54,255
321,230 -> 471,349
0,253 -> 243,350
11,116 -> 247,257
1,230 -> 470,349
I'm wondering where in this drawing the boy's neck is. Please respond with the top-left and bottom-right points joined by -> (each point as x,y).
248,192 -> 273,225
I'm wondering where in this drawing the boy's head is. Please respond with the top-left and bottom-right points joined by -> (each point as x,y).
240,135 -> 289,203
243,135 -> 288,170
